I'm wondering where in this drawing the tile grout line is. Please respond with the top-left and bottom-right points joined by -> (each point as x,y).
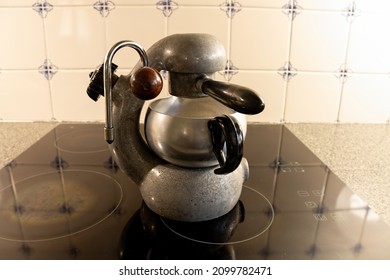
41,13 -> 56,121
336,5 -> 355,123
281,5 -> 295,123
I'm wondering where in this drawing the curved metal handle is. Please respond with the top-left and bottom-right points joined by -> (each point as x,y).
197,77 -> 265,115
103,40 -> 148,143
208,115 -> 243,175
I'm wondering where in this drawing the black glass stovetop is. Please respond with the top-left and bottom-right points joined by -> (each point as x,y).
0,124 -> 389,260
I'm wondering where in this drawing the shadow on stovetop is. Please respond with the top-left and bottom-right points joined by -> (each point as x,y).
119,201 -> 245,260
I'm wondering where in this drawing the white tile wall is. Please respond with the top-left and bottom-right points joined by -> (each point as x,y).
231,8 -> 289,70
284,73 -> 342,122
50,71 -> 105,121
290,11 -> 349,72
0,0 -> 389,123
0,72 -> 52,120
45,6 -> 106,69
348,12 -> 390,74
339,75 -> 390,123
0,8 -> 46,69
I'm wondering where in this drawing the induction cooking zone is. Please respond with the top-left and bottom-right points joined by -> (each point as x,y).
0,124 -> 389,259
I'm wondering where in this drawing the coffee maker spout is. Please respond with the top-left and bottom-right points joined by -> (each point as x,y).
103,40 -> 148,144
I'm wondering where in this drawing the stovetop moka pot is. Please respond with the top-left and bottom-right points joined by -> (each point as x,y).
87,33 -> 264,222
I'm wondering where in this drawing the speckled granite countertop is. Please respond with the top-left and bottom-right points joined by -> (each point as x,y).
286,123 -> 390,226
1,122 -> 389,225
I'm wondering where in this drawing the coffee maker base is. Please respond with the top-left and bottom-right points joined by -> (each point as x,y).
138,158 -> 249,222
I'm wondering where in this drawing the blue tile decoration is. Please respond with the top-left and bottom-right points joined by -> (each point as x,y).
156,0 -> 179,17
335,64 -> 352,83
353,243 -> 363,255
278,62 -> 297,81
5,160 -> 17,169
282,0 -> 302,20
104,156 -> 120,173
342,2 -> 360,22
93,0 -> 115,17
69,246 -> 81,258
305,244 -> 318,258
220,0 -> 242,19
13,204 -> 26,215
219,60 -> 239,81
50,156 -> 69,170
19,243 -> 33,257
160,69 -> 168,80
32,0 -> 53,18
58,203 -> 74,214
38,59 -> 58,80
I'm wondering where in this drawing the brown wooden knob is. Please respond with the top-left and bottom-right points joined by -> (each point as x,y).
130,67 -> 163,100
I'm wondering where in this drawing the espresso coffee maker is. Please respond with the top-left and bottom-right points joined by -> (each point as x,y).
87,33 -> 264,222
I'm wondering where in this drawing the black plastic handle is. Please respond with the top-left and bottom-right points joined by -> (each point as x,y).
86,63 -> 118,102
198,77 -> 265,115
208,115 -> 244,175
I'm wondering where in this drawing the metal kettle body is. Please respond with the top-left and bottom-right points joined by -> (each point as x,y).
145,95 -> 247,169
87,33 -> 264,222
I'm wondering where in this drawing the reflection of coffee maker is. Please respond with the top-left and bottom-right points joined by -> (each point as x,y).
87,33 -> 264,222
119,201 -> 245,260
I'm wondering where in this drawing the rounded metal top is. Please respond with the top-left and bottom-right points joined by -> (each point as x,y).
148,33 -> 226,73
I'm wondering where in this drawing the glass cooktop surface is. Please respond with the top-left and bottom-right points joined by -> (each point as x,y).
0,124 -> 389,260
